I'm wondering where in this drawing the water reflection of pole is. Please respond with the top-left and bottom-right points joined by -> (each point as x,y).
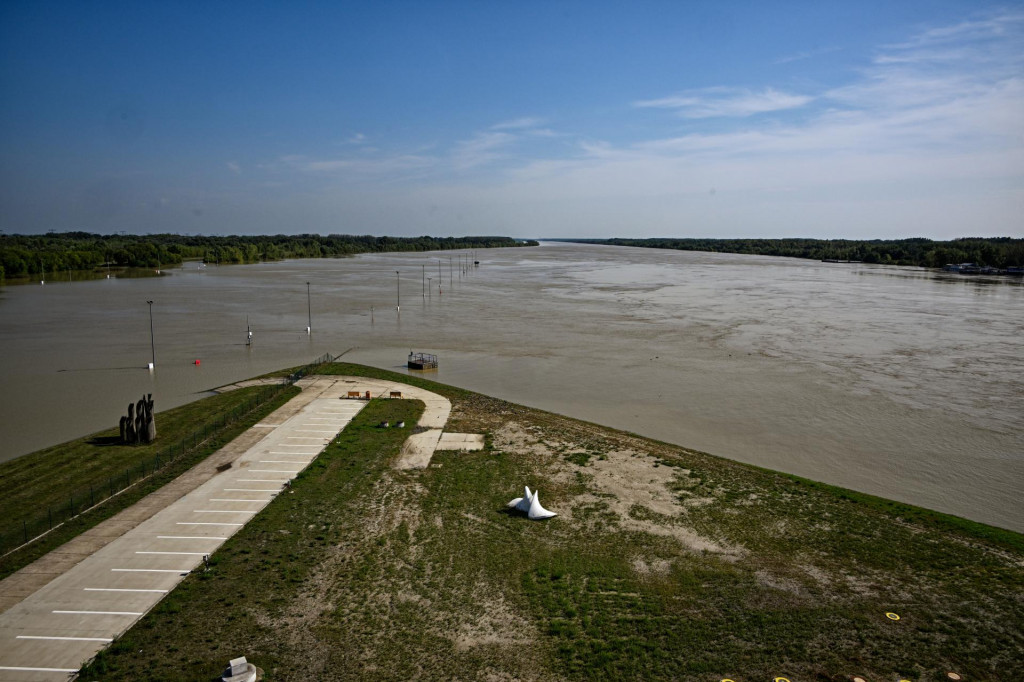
427,277 -> 432,299
306,281 -> 311,334
395,270 -> 400,312
147,300 -> 155,370
450,256 -> 453,286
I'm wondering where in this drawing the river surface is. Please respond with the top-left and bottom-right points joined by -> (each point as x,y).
1,242 -> 1021,530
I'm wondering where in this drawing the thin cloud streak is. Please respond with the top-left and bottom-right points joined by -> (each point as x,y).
634,87 -> 814,118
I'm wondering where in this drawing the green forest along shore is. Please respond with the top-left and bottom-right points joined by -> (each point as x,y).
0,233 -> 538,281
560,236 -> 1024,269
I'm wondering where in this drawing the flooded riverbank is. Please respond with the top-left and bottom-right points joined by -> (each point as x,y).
1,242 -> 1021,530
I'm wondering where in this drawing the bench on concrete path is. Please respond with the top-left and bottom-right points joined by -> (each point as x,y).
347,391 -> 362,399
390,391 -> 403,399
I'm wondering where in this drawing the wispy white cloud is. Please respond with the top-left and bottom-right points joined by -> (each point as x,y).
774,46 -> 842,65
226,161 -> 241,174
491,117 -> 545,130
451,131 -> 517,169
634,87 -> 814,118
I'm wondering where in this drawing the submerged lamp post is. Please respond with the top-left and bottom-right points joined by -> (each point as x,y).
395,270 -> 400,312
422,263 -> 425,298
306,281 -> 311,334
146,300 -> 155,370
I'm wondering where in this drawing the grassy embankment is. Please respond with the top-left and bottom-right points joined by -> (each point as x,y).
0,384 -> 299,579
74,362 -> 1024,681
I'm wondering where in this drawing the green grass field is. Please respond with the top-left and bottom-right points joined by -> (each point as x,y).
74,363 -> 1023,681
0,384 -> 299,578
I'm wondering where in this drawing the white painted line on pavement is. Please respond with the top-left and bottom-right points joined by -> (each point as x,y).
17,635 -> 114,642
237,479 -> 289,483
176,522 -> 244,526
209,498 -> 271,503
136,551 -> 208,556
0,666 -> 80,673
193,509 -> 258,514
113,568 -> 191,573
248,470 -> 300,474
85,588 -> 168,593
259,460 -> 308,464
157,535 -> 229,540
53,610 -> 143,616
224,488 -> 279,492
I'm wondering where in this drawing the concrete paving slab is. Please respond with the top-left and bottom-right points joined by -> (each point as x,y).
436,433 -> 486,451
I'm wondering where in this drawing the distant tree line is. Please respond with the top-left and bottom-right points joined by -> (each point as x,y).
0,232 -> 537,279
560,237 -> 1024,268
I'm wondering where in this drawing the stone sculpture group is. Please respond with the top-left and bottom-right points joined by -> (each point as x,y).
508,485 -> 557,520
119,393 -> 157,444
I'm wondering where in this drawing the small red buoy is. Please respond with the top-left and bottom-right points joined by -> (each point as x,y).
194,359 -> 201,365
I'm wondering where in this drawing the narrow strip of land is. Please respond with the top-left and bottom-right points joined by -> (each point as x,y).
0,376 -> 454,678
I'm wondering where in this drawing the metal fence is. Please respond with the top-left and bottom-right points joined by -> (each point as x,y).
0,353 -> 335,558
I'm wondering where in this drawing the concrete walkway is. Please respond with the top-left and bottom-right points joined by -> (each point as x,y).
0,376 -> 452,680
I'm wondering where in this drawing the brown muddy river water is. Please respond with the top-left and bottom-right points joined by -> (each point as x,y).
1,242 -> 1021,530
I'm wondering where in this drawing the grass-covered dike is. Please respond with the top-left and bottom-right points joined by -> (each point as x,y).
63,363 -> 1024,680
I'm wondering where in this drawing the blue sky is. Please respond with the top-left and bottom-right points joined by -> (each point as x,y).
1,1 -> 1021,238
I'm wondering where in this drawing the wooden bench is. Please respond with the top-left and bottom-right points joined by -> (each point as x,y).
347,391 -> 362,399
389,391 -> 403,399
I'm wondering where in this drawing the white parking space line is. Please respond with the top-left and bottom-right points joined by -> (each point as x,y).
84,588 -> 168,593
17,635 -> 114,642
157,536 -> 228,540
112,568 -> 190,573
53,610 -> 143,616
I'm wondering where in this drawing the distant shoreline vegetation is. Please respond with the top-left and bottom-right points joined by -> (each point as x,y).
0,233 -> 538,280
557,237 -> 1024,269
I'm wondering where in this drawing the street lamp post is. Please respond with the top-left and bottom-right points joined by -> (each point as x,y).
422,264 -> 425,298
146,300 -> 155,370
395,270 -> 400,312
427,277 -> 432,298
306,281 -> 311,334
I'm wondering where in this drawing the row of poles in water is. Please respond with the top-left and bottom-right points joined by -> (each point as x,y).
274,250 -> 480,343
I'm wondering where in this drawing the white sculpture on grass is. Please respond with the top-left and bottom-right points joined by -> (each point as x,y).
507,485 -> 557,520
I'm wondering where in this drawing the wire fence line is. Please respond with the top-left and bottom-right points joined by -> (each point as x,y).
0,353 -> 336,557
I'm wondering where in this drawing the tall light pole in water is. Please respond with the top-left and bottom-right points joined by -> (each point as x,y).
422,263 -> 425,297
146,300 -> 155,370
395,270 -> 400,312
306,282 -> 311,334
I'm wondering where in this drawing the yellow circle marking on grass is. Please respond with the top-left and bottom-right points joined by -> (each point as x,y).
774,678 -> 792,682
885,611 -> 901,620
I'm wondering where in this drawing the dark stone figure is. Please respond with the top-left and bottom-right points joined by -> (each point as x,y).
119,394 -> 156,444
125,403 -> 137,444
